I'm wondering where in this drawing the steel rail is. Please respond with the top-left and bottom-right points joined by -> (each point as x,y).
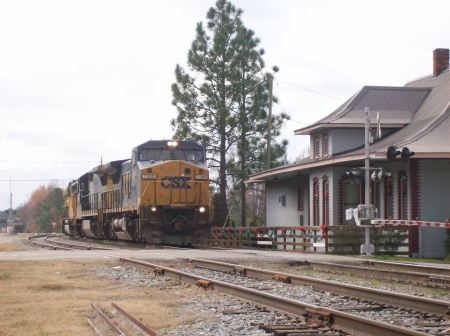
186,258 -> 450,317
306,260 -> 450,287
120,257 -> 429,336
26,235 -> 73,250
44,237 -> 112,250
90,302 -> 125,336
111,302 -> 158,336
363,260 -> 450,277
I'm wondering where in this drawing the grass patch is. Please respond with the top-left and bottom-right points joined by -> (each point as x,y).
0,272 -> 10,280
0,234 -> 28,251
369,254 -> 450,264
0,259 -> 209,335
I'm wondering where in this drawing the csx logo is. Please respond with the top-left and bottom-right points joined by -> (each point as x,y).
161,176 -> 192,189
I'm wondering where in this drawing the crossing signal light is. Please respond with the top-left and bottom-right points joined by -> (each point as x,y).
401,147 -> 415,164
346,168 -> 364,185
386,146 -> 401,162
4,210 -> 17,215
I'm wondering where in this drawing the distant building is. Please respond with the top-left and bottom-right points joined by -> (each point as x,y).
247,48 -> 450,258
0,211 -> 9,233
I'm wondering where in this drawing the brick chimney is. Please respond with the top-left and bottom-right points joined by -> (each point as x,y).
433,48 -> 449,77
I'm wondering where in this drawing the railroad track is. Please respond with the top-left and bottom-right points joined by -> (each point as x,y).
185,257 -> 450,317
121,257 -> 449,335
89,302 -> 158,336
25,235 -> 450,334
305,260 -> 450,288
26,234 -> 112,251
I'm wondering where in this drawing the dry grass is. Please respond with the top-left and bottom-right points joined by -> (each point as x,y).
0,234 -> 28,252
0,259 -> 207,335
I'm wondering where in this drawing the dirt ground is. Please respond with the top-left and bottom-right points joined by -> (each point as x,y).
0,235 -> 207,336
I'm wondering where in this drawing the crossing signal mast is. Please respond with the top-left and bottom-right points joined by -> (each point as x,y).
346,109 -> 416,256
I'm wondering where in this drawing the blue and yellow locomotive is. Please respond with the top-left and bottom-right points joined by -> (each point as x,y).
62,140 -> 211,245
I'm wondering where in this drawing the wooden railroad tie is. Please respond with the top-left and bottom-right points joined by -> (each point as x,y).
196,279 -> 213,290
273,274 -> 291,284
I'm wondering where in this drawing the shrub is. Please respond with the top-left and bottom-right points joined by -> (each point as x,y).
328,226 -> 363,254
373,228 -> 407,255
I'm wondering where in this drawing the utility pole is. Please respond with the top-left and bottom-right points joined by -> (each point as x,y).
266,66 -> 279,170
8,176 -> 14,220
266,73 -> 273,170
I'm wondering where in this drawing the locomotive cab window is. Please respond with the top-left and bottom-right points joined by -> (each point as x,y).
138,146 -> 204,163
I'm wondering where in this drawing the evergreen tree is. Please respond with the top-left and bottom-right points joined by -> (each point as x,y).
171,0 -> 289,227
229,26 -> 289,227
171,0 -> 243,226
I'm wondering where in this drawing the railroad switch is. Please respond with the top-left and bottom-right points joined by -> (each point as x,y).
305,308 -> 331,327
273,274 -> 291,284
154,268 -> 164,276
196,279 -> 213,290
234,267 -> 246,276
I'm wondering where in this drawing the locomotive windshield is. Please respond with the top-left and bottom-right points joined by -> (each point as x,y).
139,147 -> 204,162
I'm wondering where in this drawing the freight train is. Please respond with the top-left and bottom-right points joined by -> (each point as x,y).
61,140 -> 211,245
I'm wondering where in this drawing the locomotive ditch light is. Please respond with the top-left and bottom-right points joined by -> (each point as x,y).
151,206 -> 157,212
199,206 -> 206,213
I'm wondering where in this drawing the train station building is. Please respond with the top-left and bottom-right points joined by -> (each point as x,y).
247,48 -> 450,258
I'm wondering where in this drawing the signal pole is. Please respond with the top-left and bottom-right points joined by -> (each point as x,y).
364,107 -> 371,256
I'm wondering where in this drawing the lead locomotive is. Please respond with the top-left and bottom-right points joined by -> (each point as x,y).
62,140 -> 211,245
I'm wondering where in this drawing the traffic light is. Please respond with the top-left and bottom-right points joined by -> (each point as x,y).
346,168 -> 364,185
386,146 -> 401,162
401,147 -> 415,164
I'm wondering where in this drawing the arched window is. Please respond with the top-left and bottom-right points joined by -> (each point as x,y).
342,180 -> 359,225
323,180 -> 329,225
398,172 -> 407,219
385,177 -> 394,219
313,179 -> 319,225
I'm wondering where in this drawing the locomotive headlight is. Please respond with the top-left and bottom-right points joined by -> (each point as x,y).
151,206 -> 157,212
167,140 -> 178,147
199,206 -> 206,213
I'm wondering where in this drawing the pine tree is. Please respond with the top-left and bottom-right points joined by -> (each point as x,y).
171,0 -> 243,226
228,27 -> 289,227
171,0 -> 289,228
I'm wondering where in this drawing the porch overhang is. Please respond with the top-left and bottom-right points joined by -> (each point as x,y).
294,123 -> 405,135
246,153 -> 387,183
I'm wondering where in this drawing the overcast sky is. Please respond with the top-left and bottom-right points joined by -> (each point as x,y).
1,0 -> 449,207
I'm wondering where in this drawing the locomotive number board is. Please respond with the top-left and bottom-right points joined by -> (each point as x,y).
142,173 -> 157,179
195,174 -> 209,180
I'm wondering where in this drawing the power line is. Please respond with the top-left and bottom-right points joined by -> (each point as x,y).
273,86 -> 310,126
0,161 -> 101,163
277,79 -> 344,101
0,179 -> 73,181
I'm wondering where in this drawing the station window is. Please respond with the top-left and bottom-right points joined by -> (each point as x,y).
322,135 -> 329,157
314,137 -> 320,159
